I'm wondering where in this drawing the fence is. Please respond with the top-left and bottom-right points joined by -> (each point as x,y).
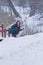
0,24 -> 10,38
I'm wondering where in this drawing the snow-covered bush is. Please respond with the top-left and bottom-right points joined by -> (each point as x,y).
20,13 -> 43,36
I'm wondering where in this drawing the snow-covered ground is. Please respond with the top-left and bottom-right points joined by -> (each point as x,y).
0,4 -> 43,65
0,33 -> 43,65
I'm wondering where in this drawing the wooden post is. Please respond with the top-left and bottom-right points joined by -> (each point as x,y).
0,24 -> 11,37
4,29 -> 6,38
2,24 -> 4,37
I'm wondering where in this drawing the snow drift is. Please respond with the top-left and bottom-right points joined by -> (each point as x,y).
0,33 -> 43,65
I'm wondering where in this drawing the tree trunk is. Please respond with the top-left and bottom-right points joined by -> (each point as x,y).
9,0 -> 21,18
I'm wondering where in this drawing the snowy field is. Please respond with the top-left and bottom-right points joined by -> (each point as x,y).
0,33 -> 43,65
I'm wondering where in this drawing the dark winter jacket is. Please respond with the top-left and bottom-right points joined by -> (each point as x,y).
9,24 -> 20,36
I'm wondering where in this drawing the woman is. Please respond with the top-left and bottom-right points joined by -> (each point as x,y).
9,21 -> 23,37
